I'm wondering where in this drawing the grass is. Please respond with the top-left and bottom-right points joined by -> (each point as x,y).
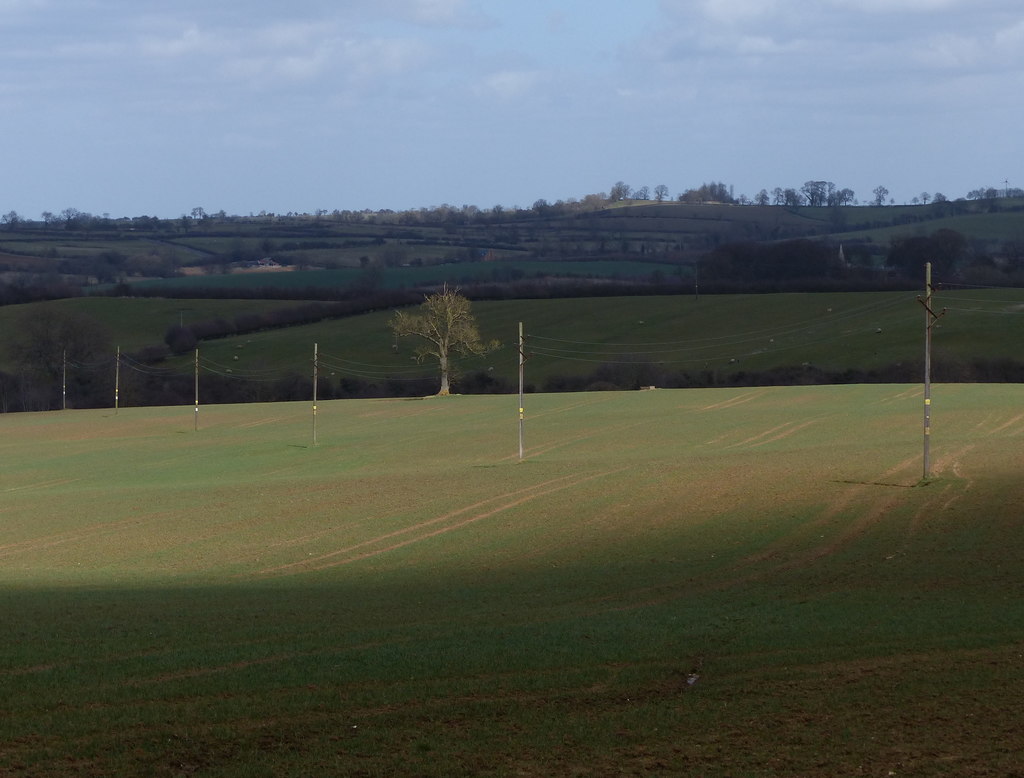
0,297 -> 310,359
2,384 -> 1024,775
114,258 -> 679,293
6,288 -> 1023,391
164,287 -> 1024,386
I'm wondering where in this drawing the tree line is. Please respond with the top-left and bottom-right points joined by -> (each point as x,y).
4,179 -> 1022,232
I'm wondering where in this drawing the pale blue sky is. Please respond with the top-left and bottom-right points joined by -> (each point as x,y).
2,0 -> 1021,218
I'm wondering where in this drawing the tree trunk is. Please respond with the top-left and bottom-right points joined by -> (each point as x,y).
438,350 -> 450,395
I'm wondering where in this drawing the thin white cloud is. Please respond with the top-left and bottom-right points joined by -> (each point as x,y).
375,0 -> 494,29
698,0 -> 781,26
832,0 -> 960,12
475,69 -> 543,100
138,25 -> 208,58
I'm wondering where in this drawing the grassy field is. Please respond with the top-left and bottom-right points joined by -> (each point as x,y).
2,384 -> 1024,775
0,297 -> 310,360
162,287 -> 1024,388
5,288 -> 1023,395
114,259 -> 679,293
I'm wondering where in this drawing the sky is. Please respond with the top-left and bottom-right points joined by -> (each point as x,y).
2,0 -> 1022,219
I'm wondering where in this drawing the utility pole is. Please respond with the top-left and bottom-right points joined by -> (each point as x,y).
114,346 -> 120,414
194,348 -> 199,431
312,342 -> 319,447
62,349 -> 67,411
516,323 -> 524,462
918,262 -> 946,480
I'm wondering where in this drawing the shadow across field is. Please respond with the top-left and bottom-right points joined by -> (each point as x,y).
3,385 -> 1024,775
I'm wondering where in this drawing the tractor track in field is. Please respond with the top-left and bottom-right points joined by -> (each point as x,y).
3,477 -> 81,493
503,420 -> 652,461
253,468 -> 626,577
724,418 -> 821,449
564,446 -> 980,618
0,510 -> 182,559
697,390 -> 768,412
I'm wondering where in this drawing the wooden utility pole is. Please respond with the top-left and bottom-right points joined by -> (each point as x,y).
918,262 -> 946,480
312,342 -> 319,447
518,322 -> 525,461
194,348 -> 199,431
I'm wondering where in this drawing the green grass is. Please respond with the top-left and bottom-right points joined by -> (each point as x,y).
6,289 -> 1023,391
0,297 -> 311,359
4,288 -> 1019,395
160,288 -> 1024,387
113,258 -> 679,293
2,385 -> 1024,775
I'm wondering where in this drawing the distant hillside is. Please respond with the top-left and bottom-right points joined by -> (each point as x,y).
2,197 -> 1022,301
4,288 -> 1023,412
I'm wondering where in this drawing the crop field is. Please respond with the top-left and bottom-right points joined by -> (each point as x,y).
118,258 -> 678,294
0,298 -> 309,364
2,384 -> 1023,776
164,287 -> 1024,388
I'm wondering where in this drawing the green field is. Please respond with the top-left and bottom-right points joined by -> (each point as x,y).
113,259 -> 679,293
163,287 -> 1024,389
0,297 -> 309,359
3,385 -> 1024,775
5,289 -> 1023,400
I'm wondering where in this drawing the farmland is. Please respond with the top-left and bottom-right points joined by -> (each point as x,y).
2,384 -> 1024,775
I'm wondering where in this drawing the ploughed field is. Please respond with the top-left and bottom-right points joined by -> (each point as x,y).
2,385 -> 1023,776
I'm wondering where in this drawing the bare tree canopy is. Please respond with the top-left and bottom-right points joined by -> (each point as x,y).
388,286 -> 499,395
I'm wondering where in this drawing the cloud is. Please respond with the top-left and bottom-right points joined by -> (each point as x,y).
139,25 -> 208,58
475,69 -> 543,100
375,0 -> 494,29
697,0 -> 781,26
831,0 -> 960,11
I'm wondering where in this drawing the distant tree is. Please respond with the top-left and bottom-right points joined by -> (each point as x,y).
801,181 -> 829,207
888,229 -> 967,279
771,187 -> 785,206
679,181 -> 735,204
653,184 -> 670,202
933,192 -> 948,202
919,192 -> 931,205
872,185 -> 889,206
388,286 -> 499,396
60,207 -> 84,229
828,187 -> 855,207
633,185 -> 650,201
191,207 -> 207,220
1,210 -> 21,228
6,308 -> 112,409
973,187 -> 1000,199
782,188 -> 803,208
754,189 -> 770,206
164,325 -> 197,355
609,181 -> 631,202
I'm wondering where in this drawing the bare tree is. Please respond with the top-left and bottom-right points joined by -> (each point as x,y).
653,184 -> 669,202
872,185 -> 889,207
609,181 -> 631,202
388,286 -> 499,395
